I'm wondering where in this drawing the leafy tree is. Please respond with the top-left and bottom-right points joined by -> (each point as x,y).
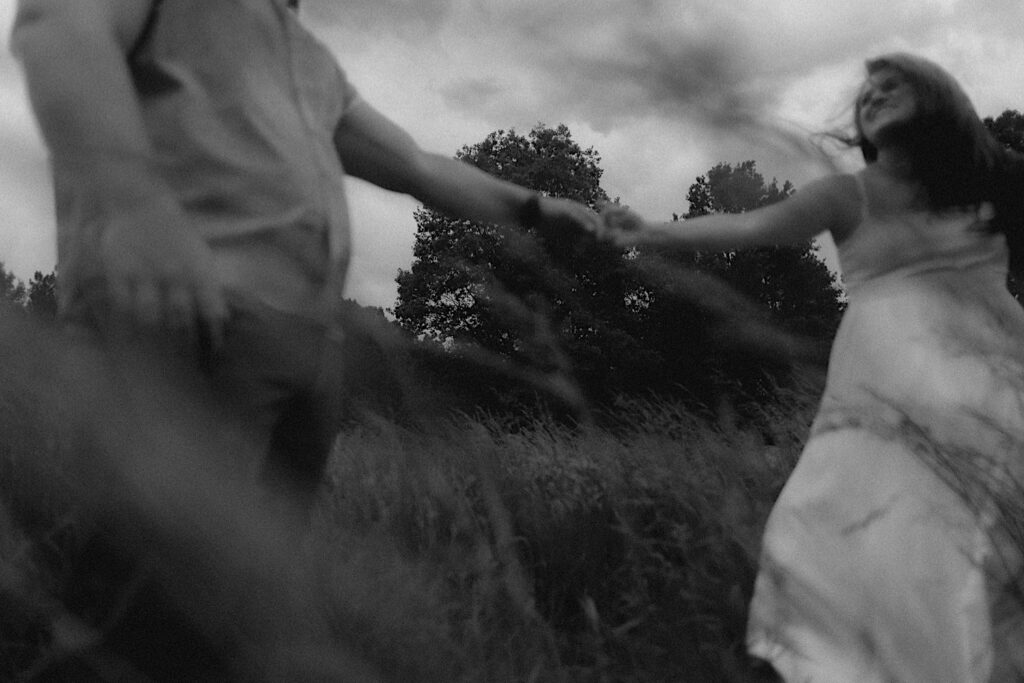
614,161 -> 844,409
395,124 -> 611,340
26,271 -> 57,317
0,262 -> 26,308
394,124 -> 640,406
0,266 -> 58,317
984,109 -> 1024,153
394,134 -> 844,412
680,161 -> 845,339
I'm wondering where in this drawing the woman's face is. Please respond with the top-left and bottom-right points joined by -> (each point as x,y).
857,68 -> 918,147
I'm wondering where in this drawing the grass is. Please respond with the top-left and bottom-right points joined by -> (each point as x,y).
0,309 -> 818,681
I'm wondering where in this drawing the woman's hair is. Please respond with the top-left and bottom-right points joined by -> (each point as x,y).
849,53 -> 1024,270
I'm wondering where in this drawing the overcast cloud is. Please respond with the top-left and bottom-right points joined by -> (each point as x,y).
2,0 -> 1022,309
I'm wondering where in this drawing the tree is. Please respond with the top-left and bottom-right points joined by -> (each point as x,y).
0,262 -> 26,308
984,109 -> 1024,153
395,124 -> 611,340
613,161 -> 844,409
0,265 -> 59,316
394,133 -> 845,412
394,124 -> 639,407
26,271 -> 57,317
681,161 -> 844,339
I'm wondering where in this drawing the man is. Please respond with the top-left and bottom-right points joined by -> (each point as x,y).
12,0 -> 599,508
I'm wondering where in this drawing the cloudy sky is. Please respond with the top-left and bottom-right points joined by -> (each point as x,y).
1,0 -> 1022,310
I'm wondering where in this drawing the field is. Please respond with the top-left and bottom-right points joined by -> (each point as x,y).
0,309 -> 819,681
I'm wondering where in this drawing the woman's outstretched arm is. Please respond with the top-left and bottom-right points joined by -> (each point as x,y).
600,174 -> 860,250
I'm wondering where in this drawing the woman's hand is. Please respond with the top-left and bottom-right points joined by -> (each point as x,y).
536,195 -> 603,236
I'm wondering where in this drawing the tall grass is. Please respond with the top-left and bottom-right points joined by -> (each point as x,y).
0,305 -> 819,681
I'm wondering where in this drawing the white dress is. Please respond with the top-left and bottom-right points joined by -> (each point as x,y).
746,175 -> 1024,682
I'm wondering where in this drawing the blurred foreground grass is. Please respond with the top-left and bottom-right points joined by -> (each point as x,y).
0,307 -> 814,681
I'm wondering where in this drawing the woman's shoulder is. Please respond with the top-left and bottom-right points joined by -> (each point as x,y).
797,173 -> 863,244
805,172 -> 863,200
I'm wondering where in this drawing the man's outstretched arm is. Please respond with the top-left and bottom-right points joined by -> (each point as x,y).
334,100 -> 600,233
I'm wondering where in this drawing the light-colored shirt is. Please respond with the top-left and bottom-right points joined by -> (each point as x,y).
57,0 -> 360,320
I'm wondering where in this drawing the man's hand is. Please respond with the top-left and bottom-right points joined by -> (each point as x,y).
96,201 -> 227,353
536,196 -> 602,236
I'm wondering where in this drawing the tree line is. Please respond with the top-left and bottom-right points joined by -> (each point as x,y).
0,267 -> 56,317
391,126 -> 844,418
392,110 -> 1024,417
7,110 -> 1023,420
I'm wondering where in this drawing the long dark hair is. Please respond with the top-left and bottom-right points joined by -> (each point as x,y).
850,53 -> 1024,270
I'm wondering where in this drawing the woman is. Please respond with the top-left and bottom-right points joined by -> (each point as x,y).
599,54 -> 1024,681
